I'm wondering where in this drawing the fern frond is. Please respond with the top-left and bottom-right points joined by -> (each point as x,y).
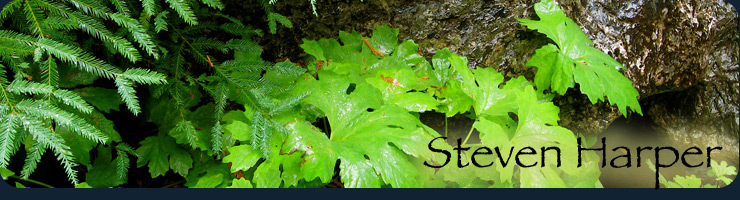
122,68 -> 167,85
215,69 -> 261,111
251,87 -> 274,108
273,61 -> 306,76
139,0 -> 160,17
42,16 -> 77,31
113,149 -> 130,180
109,0 -> 131,16
7,79 -> 54,94
220,23 -> 263,37
73,11 -> 141,62
0,116 -> 19,168
269,92 -> 308,115
32,48 -> 42,62
0,0 -> 23,24
271,120 -> 289,136
0,30 -> 122,78
215,66 -> 268,91
171,81 -> 187,111
221,39 -> 261,53
23,0 -> 46,36
0,64 -> 8,85
20,140 -> 45,179
30,0 -> 71,17
52,88 -> 93,113
116,68 -> 167,116
114,143 -> 135,180
216,13 -> 264,36
210,80 -> 227,154
15,99 -> 107,143
212,81 -> 228,120
0,39 -> 36,57
109,13 -> 160,59
19,117 -> 78,185
267,12 -> 292,34
250,111 -> 272,158
211,122 -> 223,154
190,37 -> 224,51
116,143 -> 137,156
165,0 -> 198,25
172,120 -> 199,149
60,0 -> 112,18
40,56 -> 59,87
8,80 -> 94,113
220,60 -> 271,72
115,77 -> 141,116
153,11 -> 169,33
200,0 -> 224,10
33,1 -> 137,62
35,37 -> 123,78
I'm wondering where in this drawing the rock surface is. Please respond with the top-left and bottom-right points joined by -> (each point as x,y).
251,0 -> 738,161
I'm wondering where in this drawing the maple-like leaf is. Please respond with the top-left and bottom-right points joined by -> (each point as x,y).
136,134 -> 193,178
280,70 -> 439,188
518,0 -> 642,116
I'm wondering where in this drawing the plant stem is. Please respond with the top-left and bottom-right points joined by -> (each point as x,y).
462,122 -> 475,145
8,175 -> 55,188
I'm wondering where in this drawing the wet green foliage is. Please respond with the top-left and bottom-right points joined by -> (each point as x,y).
0,0 -> 303,187
219,25 -> 604,188
0,0 -> 684,188
518,0 -> 642,117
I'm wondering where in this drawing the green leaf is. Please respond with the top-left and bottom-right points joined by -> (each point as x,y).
436,80 -> 473,117
75,182 -> 91,188
223,110 -> 253,141
85,146 -> 126,188
283,71 -> 437,188
367,25 -> 399,56
518,0 -> 641,116
58,64 -> 98,88
222,145 -> 261,173
168,120 -> 201,150
300,39 -> 325,61
192,173 -> 225,188
73,87 -> 123,113
227,179 -> 253,188
672,174 -> 703,188
57,126 -> 96,166
0,168 -> 14,180
136,134 -> 193,178
366,68 -> 438,112
708,160 -> 737,185
448,56 -> 518,119
183,154 -> 232,188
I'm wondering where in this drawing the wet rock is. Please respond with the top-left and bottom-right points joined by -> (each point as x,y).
259,0 -> 738,160
557,0 -> 739,159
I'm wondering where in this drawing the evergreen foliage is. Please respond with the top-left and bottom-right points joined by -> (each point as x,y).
0,0 -> 307,186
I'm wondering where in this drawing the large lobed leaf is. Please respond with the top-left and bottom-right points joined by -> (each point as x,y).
518,0 -> 642,116
278,70 -> 438,188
